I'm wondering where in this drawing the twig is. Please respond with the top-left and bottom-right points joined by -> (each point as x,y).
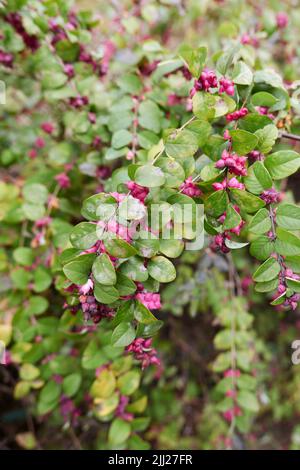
268,206 -> 286,281
68,426 -> 82,450
279,131 -> 300,142
225,253 -> 241,447
177,115 -> 196,133
152,147 -> 165,164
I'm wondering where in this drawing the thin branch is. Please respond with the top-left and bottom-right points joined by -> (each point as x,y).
268,206 -> 286,281
68,426 -> 83,450
279,131 -> 300,142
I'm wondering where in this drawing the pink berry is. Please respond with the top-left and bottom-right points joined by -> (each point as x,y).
219,77 -> 235,96
55,172 -> 71,189
276,12 -> 288,29
180,177 -> 202,197
41,122 -> 54,134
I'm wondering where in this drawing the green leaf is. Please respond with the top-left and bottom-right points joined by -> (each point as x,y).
214,329 -> 232,350
212,352 -> 232,372
186,119 -> 212,147
134,233 -> 159,259
214,95 -> 236,117
42,71 -> 67,89
20,364 -> 40,381
254,69 -> 284,89
270,88 -> 289,112
70,222 -> 98,249
117,370 -> 141,395
117,73 -> 142,94
55,40 -> 79,62
250,236 -> 274,261
116,273 -> 137,296
205,190 -> 228,217
251,92 -> 278,107
152,59 -> 183,82
230,130 -> 258,155
108,418 -> 131,445
239,114 -> 272,133
137,130 -> 160,150
59,248 -> 81,266
237,390 -> 259,412
94,394 -> 119,418
178,44 -> 207,77
91,374 -> 116,402
244,161 -> 272,195
159,239 -> 184,258
275,227 -> 300,256
137,320 -> 163,338
49,142 -> 72,165
270,292 -> 286,306
286,277 -> 300,293
112,301 -> 135,328
23,184 -> 48,204
63,373 -> 81,397
104,238 -> 138,258
92,254 -> 116,286
130,417 -> 151,432
13,247 -> 34,266
200,163 -> 220,185
148,256 -> 176,283
119,195 -> 147,220
11,268 -> 31,290
255,277 -> 278,292
217,21 -> 238,37
192,92 -> 217,120
81,193 -> 117,221
192,93 -> 235,120
119,257 -> 148,282
63,254 -> 95,285
253,257 -> 280,282
94,283 -> 119,304
90,369 -> 116,399
232,61 -> 253,85
138,100 -> 163,133
157,158 -> 185,187
14,381 -> 31,400
216,45 -> 240,75
230,188 -> 265,213
255,125 -> 278,154
128,434 -> 150,451
134,164 -> 165,188
82,340 -> 107,370
225,239 -> 249,249
134,301 -> 157,324
127,164 -> 139,181
111,322 -> 136,348
39,380 -> 60,405
265,151 -> 300,180
22,203 -> 45,221
248,208 -> 271,234
112,129 -> 132,149
222,203 -> 241,231
167,192 -> 196,208
276,204 -> 300,230
165,129 -> 198,159
33,267 -> 52,293
285,255 -> 300,273
25,296 -> 49,316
